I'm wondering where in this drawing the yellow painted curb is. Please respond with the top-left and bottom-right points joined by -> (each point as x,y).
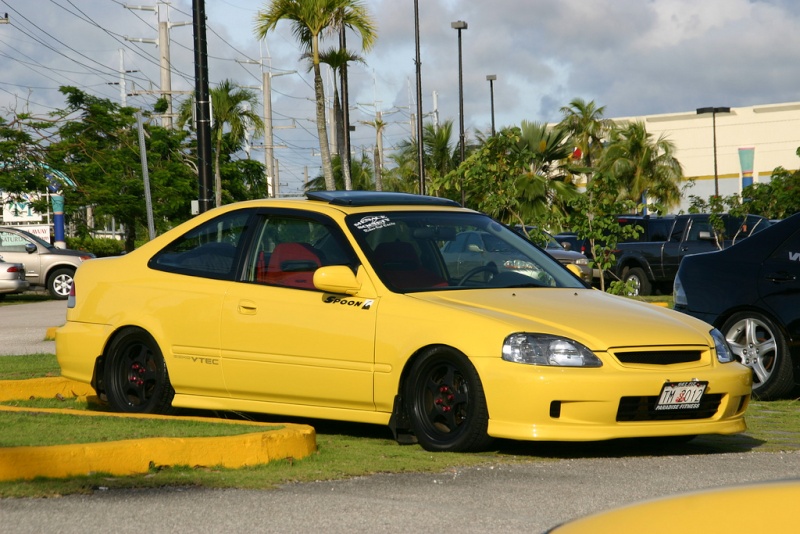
0,378 -> 317,481
0,376 -> 95,401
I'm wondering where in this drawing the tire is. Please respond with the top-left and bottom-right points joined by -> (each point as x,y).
103,328 -> 175,414
722,312 -> 794,400
623,267 -> 652,296
404,347 -> 492,452
47,267 -> 75,300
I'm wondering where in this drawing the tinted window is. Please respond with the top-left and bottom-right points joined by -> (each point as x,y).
670,219 -> 688,242
149,209 -> 254,280
647,220 -> 673,242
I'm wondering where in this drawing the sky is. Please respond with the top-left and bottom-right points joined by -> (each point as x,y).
1,0 -> 799,195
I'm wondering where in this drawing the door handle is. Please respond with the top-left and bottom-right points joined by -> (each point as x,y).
238,300 -> 258,315
766,272 -> 796,283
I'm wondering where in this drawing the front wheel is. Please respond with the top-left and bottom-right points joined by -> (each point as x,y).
103,328 -> 175,413
47,267 -> 75,299
404,348 -> 492,452
722,311 -> 794,400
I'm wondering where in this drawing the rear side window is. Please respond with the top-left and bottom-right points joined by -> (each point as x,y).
149,209 -> 254,280
647,220 -> 672,242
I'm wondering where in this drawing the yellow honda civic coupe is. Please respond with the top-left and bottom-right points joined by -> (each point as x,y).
57,192 -> 752,452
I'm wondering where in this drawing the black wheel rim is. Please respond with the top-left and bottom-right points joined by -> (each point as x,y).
110,340 -> 159,408
415,360 -> 470,437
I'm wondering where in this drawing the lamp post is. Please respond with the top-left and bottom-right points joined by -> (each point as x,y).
486,74 -> 496,136
696,106 -> 731,197
451,20 -> 468,205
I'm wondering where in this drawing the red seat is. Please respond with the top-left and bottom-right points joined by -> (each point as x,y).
373,241 -> 447,290
264,243 -> 322,289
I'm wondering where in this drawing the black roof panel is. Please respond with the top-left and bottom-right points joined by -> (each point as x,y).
306,190 -> 462,208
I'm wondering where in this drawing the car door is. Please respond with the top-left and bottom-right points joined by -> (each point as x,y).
0,229 -> 43,286
758,226 -> 800,338
219,211 -> 378,411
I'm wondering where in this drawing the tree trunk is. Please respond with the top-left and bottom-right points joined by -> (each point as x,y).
312,42 -> 335,191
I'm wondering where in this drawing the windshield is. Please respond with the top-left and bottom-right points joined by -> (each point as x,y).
346,211 -> 586,293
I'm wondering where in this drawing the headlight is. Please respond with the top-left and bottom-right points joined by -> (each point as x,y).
503,259 -> 537,271
711,328 -> 735,363
502,334 -> 602,367
673,275 -> 687,306
575,258 -> 589,266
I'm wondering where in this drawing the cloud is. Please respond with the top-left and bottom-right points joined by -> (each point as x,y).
1,0 -> 798,193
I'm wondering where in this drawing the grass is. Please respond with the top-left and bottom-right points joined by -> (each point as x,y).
0,292 -> 52,306
0,353 -> 61,379
1,354 -> 799,498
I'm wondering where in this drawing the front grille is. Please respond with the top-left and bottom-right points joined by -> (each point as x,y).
615,350 -> 702,365
617,394 -> 722,421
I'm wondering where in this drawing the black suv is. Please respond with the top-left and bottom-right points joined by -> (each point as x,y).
557,213 -> 771,295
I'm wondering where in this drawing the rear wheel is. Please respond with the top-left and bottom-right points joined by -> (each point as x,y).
47,267 -> 75,299
623,267 -> 651,296
103,328 -> 174,413
722,311 -> 794,400
404,348 -> 492,452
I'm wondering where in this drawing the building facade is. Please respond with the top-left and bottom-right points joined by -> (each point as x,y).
612,102 -> 800,213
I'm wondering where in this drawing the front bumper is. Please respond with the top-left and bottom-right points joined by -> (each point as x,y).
473,356 -> 751,442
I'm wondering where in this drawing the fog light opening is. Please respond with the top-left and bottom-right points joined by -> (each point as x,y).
549,400 -> 562,419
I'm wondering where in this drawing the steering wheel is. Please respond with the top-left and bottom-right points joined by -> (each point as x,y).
457,264 -> 498,286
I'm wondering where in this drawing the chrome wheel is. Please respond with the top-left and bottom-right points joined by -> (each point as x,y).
723,311 -> 793,400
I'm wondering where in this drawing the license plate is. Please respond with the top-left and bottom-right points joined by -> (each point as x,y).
655,381 -> 707,411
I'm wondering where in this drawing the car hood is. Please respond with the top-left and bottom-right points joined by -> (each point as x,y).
411,288 -> 710,351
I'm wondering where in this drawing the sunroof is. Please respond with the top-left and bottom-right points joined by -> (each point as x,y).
306,191 -> 462,207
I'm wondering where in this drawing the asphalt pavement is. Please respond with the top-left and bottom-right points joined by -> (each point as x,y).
0,298 -> 65,355
2,451 -> 799,533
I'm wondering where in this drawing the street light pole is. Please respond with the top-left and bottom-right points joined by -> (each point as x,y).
696,106 -> 731,197
486,74 -> 496,136
451,20 -> 468,205
414,0 -> 426,195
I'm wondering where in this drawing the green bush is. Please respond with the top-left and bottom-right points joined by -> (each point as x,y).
66,236 -> 125,258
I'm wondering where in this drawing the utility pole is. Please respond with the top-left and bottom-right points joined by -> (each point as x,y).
191,0 -> 213,213
124,2 -> 190,128
238,60 -> 296,198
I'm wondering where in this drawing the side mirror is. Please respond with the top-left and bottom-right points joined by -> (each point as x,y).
313,265 -> 361,295
561,241 -> 572,251
467,244 -> 483,253
25,243 -> 36,254
697,231 -> 714,241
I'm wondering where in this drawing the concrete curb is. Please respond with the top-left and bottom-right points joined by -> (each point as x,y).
0,378 -> 317,481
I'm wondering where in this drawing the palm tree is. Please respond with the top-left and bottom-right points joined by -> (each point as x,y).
600,121 -> 683,211
178,80 -> 264,207
254,0 -> 377,191
511,121 -> 580,227
558,98 -> 610,172
390,120 -> 458,194
305,153 -> 374,191
318,47 -> 365,191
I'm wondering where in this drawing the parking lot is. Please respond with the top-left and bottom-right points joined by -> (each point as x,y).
0,298 -> 64,356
